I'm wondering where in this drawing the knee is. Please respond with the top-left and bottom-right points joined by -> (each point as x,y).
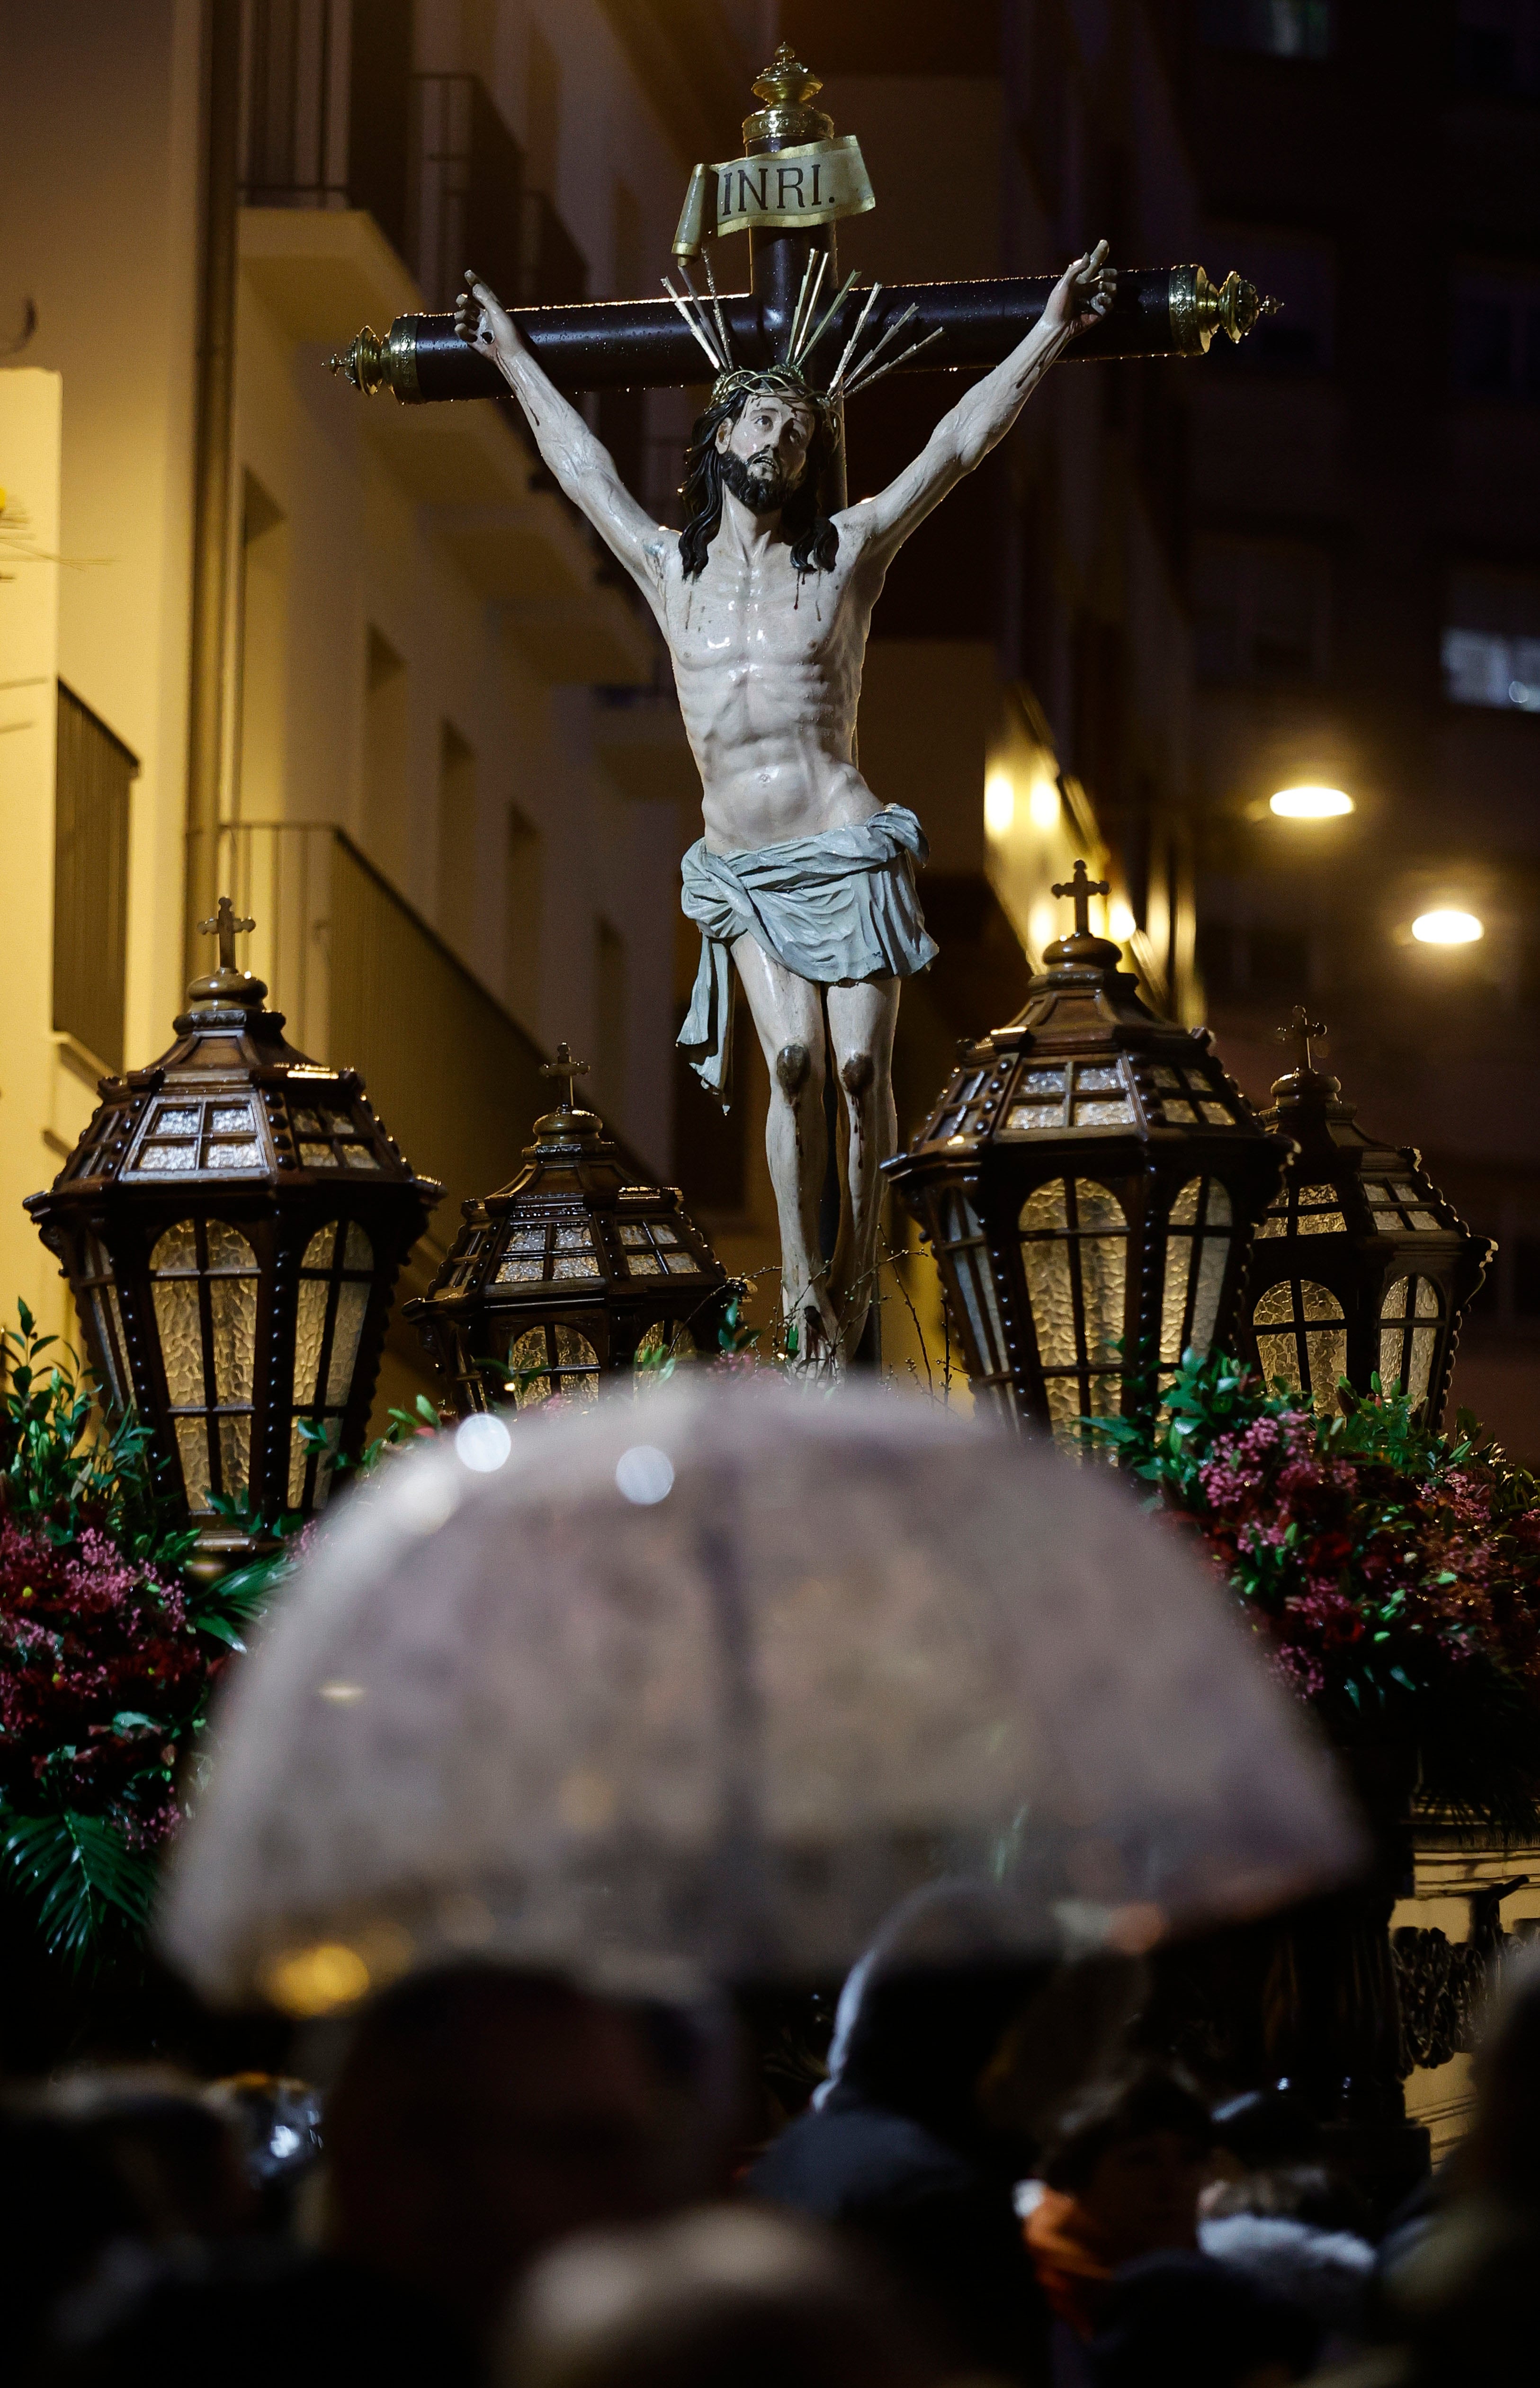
840,1050 -> 877,1106
775,1041 -> 818,1105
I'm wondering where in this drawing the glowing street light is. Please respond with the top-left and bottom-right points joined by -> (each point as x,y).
1411,909 -> 1483,946
1270,786 -> 1353,819
984,774 -> 1015,836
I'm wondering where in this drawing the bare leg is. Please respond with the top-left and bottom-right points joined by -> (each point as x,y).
826,975 -> 901,1361
731,936 -> 841,1371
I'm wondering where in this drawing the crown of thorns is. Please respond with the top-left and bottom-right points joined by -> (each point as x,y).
661,249 -> 941,415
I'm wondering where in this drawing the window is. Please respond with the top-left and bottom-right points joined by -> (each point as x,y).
1195,921 -> 1314,1001
1200,0 -> 1334,59
54,684 -> 135,1070
504,802 -> 542,1029
1442,568 -> 1540,712
1193,538 -> 1331,682
1456,0 -> 1540,95
1454,273 -> 1540,400
437,721 -> 477,930
236,472 -> 287,820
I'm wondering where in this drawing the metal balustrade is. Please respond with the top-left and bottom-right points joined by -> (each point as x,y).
189,820 -> 620,1259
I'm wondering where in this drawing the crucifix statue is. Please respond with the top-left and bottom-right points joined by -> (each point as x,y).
332,46 -> 1271,1372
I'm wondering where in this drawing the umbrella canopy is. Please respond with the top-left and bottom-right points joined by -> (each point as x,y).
160,1378 -> 1362,2013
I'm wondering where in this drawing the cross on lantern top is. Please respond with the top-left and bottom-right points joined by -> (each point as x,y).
197,894 -> 256,974
1051,859 -> 1110,940
539,1042 -> 591,1112
1277,1004 -> 1328,1073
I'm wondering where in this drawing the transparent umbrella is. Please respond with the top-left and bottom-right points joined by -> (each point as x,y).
160,1378 -> 1362,2014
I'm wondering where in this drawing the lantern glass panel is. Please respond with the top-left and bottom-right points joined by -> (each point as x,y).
78,1231 -> 131,1410
289,1221 -> 376,1507
634,1321 -> 698,1373
934,1189 -> 1010,1377
1018,1177 -> 1128,1435
505,1323 -> 600,1408
149,1218 -> 260,1511
1253,1277 -> 1346,1409
1160,1177 -> 1234,1364
1379,1275 -> 1442,1404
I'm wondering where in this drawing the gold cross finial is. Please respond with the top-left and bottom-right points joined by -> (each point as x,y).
197,894 -> 256,974
1277,1003 -> 1327,1071
752,40 -> 821,107
1051,858 -> 1110,939
539,1041 -> 590,1111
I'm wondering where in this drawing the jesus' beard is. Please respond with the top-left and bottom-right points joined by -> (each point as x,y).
718,447 -> 802,515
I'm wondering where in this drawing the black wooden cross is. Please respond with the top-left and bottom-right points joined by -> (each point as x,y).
329,42 -> 1272,454
1051,859 -> 1111,941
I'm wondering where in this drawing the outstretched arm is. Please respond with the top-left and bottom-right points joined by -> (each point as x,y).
454,272 -> 673,606
845,243 -> 1115,560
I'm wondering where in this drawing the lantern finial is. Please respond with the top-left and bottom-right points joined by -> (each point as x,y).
198,894 -> 257,975
539,1042 -> 591,1115
1051,859 -> 1110,940
1277,1003 -> 1327,1075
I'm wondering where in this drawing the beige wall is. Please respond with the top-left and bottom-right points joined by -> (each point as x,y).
0,0 -> 707,1351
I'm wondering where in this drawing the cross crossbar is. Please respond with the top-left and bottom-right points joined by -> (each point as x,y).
331,261 -> 1264,404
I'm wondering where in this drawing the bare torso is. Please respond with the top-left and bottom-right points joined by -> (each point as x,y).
657,515 -> 884,854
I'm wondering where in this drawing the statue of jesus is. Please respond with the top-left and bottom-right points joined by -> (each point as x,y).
456,241 -> 1114,1370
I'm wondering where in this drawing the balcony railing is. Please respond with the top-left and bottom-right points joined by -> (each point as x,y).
239,17 -> 588,325
192,820 -> 642,1257
238,0 -> 413,256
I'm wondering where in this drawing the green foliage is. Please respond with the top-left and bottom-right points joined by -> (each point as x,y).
0,1303 -> 196,1574
1100,1347 -> 1540,1834
0,1806 -> 157,1972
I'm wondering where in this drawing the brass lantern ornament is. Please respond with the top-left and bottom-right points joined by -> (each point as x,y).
27,901 -> 440,1559
886,863 -> 1292,1448
406,1045 -> 731,1413
1242,1008 -> 1493,1422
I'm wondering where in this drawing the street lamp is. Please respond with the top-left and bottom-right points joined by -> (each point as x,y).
1241,1008 -> 1492,1421
405,1046 -> 731,1413
1271,787 -> 1353,819
886,862 -> 1292,1449
26,901 -> 440,1560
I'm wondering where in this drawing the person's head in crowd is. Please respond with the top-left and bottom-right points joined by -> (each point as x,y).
498,2205 -> 947,2388
1209,2090 -> 1320,2179
1459,1941 -> 1540,2204
1043,2065 -> 1214,2259
40,2066 -> 255,2245
1024,2066 -> 1215,2339
320,1962 -> 734,2339
1363,2197 -> 1540,2387
1089,2250 -> 1319,2388
818,1881 -> 1142,2165
0,2105 -> 143,2371
202,2074 -> 323,2231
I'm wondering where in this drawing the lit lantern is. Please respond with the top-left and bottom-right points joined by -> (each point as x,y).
886,862 -> 1291,1448
1241,1008 -> 1493,1422
405,1046 -> 731,1413
27,901 -> 439,1560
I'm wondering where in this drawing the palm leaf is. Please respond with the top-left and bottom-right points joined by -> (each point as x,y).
0,1805 -> 158,1973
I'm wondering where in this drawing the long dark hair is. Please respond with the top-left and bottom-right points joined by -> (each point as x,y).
678,384 -> 839,581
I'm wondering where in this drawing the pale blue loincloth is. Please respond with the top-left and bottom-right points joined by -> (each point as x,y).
677,805 -> 938,1109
